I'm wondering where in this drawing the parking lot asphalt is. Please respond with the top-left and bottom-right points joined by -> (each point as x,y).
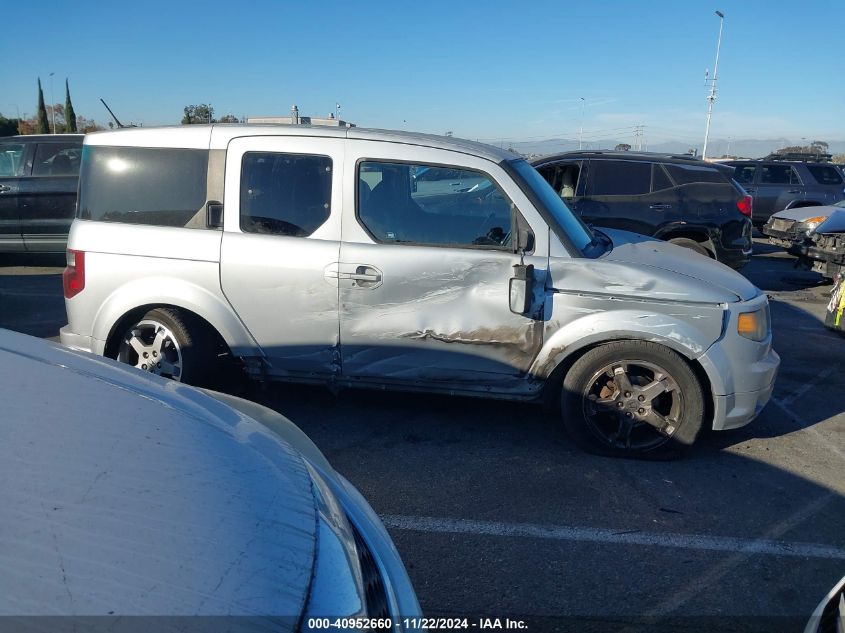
1,241 -> 843,632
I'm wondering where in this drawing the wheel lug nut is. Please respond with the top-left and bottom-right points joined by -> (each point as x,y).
638,408 -> 645,414
141,364 -> 147,370
626,412 -> 633,418
624,391 -> 631,398
152,351 -> 158,357
617,402 -> 624,408
638,395 -> 645,402
143,352 -> 149,358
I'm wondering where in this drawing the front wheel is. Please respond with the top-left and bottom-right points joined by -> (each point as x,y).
561,341 -> 705,458
115,308 -> 216,386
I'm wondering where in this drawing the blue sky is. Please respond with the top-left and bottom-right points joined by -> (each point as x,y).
2,0 -> 843,148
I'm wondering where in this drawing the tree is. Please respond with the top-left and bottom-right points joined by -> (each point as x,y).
217,113 -> 239,123
182,104 -> 215,124
775,141 -> 829,156
0,114 -> 19,136
832,154 -> 845,164
64,79 -> 77,132
36,78 -> 50,134
614,143 -> 631,151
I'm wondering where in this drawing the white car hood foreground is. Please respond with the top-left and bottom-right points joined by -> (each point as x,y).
0,329 -> 317,618
594,229 -> 758,303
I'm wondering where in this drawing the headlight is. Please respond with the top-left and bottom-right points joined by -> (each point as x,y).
795,215 -> 828,235
737,306 -> 769,342
303,464 -> 367,620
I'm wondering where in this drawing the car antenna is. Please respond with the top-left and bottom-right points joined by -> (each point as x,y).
100,98 -> 133,128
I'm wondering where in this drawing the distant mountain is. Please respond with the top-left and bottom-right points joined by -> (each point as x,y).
497,137 -> 845,159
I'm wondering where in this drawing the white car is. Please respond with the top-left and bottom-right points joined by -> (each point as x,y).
761,200 -> 845,249
0,328 -> 420,627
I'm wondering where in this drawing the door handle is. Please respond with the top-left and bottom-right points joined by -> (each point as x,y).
347,272 -> 382,283
649,204 -> 672,210
787,189 -> 801,194
745,188 -> 757,194
0,185 -> 11,193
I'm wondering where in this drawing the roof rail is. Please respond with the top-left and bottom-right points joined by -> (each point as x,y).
762,152 -> 833,163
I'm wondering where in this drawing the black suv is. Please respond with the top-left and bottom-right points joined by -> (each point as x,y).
0,134 -> 84,253
532,151 -> 753,269
725,155 -> 845,227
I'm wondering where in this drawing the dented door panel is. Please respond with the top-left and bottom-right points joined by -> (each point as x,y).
338,243 -> 548,385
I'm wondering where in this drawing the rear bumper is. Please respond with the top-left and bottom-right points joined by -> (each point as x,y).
59,325 -> 102,355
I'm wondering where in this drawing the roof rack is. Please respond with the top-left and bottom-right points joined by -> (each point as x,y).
762,152 -> 833,163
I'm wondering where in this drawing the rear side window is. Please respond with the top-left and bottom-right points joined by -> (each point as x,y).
585,160 -> 651,196
760,164 -> 801,185
664,163 -> 727,185
806,164 -> 843,185
651,164 -> 673,191
0,143 -> 25,177
357,161 -> 513,249
733,165 -> 756,184
78,146 -> 208,227
240,152 -> 332,237
33,143 -> 81,176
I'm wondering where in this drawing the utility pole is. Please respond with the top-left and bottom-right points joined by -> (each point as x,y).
702,10 -> 724,160
578,97 -> 585,149
49,72 -> 56,133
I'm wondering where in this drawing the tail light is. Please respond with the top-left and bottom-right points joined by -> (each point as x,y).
737,195 -> 753,218
63,249 -> 85,299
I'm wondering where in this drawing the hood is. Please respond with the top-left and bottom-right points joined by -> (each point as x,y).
570,228 -> 758,303
815,208 -> 845,234
771,206 -> 840,223
0,329 -> 317,618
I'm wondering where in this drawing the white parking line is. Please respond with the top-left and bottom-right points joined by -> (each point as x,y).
776,364 -> 841,407
381,514 -> 845,560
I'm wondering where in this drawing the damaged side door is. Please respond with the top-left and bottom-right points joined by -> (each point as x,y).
220,136 -> 344,377
337,145 -> 548,390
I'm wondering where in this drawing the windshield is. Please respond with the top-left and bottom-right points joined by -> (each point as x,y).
507,159 -> 595,253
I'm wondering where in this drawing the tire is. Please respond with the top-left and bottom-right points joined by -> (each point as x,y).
115,307 -> 217,386
667,237 -> 712,258
561,341 -> 705,459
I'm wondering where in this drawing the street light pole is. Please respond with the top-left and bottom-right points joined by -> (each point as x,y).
48,72 -> 56,134
702,10 -> 724,160
578,97 -> 585,149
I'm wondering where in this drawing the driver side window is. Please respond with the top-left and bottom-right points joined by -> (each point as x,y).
357,161 -> 514,249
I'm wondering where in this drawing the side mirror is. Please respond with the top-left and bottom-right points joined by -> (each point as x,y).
509,263 -> 534,315
206,201 -> 223,229
517,228 -> 534,253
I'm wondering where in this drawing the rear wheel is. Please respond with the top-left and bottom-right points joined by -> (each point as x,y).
115,308 -> 217,386
668,237 -> 712,258
561,341 -> 705,458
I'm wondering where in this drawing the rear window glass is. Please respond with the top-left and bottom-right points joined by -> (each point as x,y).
240,152 -> 332,237
651,164 -> 673,191
585,160 -> 651,196
664,163 -> 727,185
78,146 -> 208,227
33,143 -> 81,176
760,164 -> 801,185
806,164 -> 843,185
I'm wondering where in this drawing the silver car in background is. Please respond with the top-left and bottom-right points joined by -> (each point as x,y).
60,125 -> 779,457
0,328 -> 420,627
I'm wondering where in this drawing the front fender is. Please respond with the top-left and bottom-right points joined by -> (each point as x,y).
529,299 -> 727,379
92,276 -> 262,357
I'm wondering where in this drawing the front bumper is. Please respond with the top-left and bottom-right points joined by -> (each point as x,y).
761,224 -> 798,249
712,367 -> 778,430
697,294 -> 781,431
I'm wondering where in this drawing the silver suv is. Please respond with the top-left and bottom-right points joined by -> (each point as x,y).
60,125 -> 779,457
